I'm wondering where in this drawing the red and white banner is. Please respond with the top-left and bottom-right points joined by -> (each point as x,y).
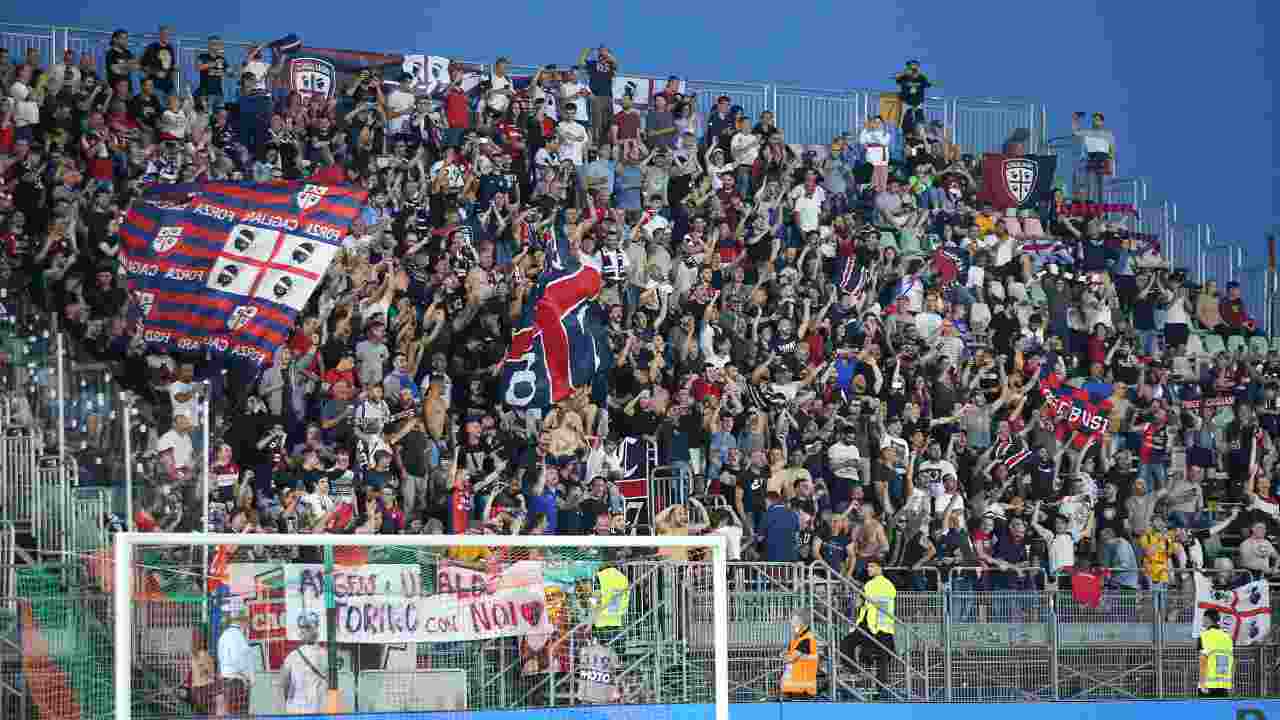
1194,573 -> 1272,645
229,561 -> 553,646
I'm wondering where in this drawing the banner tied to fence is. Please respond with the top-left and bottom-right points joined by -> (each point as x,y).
1193,573 -> 1272,646
230,561 -> 553,645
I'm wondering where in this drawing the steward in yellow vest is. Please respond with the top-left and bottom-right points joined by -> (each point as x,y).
780,609 -> 818,697
593,562 -> 631,642
1199,608 -> 1233,697
839,560 -> 897,696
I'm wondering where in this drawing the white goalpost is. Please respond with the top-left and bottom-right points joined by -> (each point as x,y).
113,532 -> 730,720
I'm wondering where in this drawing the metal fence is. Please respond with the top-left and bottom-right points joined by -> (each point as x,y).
5,557 -> 1280,719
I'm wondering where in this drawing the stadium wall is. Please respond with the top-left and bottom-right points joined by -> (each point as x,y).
249,700 -> 1275,720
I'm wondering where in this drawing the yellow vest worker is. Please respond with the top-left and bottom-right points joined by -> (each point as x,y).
858,573 -> 897,636
840,561 -> 898,697
780,609 -> 818,697
1199,608 -> 1233,697
594,566 -> 630,629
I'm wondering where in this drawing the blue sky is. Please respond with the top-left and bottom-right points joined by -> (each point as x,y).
11,1 -> 1277,264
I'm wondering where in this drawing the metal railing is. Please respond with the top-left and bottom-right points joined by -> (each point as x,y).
6,557 -> 1280,719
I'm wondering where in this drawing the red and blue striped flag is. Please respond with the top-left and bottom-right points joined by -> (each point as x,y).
500,234 -> 611,411
120,181 -> 366,365
1037,372 -> 1113,450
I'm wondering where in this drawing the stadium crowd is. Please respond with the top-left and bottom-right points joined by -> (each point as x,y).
3,30 -> 1280,603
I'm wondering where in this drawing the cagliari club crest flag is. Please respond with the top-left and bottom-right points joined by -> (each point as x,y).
120,181 -> 366,365
500,234 -> 611,411
1194,573 -> 1272,645
978,153 -> 1057,211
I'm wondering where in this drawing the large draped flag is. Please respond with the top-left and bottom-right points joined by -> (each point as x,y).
500,235 -> 611,411
977,153 -> 1057,211
121,181 -> 366,365
1194,573 -> 1272,645
1037,372 -> 1113,449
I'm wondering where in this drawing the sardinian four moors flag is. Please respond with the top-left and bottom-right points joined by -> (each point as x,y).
978,153 -> 1057,211
1194,573 -> 1272,645
1037,372 -> 1113,449
121,181 -> 366,365
500,236 -> 611,411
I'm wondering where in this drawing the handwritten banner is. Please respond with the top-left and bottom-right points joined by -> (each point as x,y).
282,561 -> 553,644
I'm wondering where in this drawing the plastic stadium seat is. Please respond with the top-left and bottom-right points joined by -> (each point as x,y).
878,231 -> 899,251
899,229 -> 923,256
1227,335 -> 1247,355
1184,333 -> 1205,359
1250,336 -> 1270,356
1201,333 -> 1226,357
1021,217 -> 1046,239
1003,217 -> 1024,239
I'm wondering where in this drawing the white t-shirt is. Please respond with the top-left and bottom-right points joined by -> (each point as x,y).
827,442 -> 862,481
559,80 -> 589,122
157,429 -> 194,470
859,128 -> 891,165
788,185 -> 826,233
281,644 -> 328,714
714,525 -> 744,560
730,131 -> 760,168
385,88 -> 415,133
557,120 -> 588,165
168,382 -> 196,422
532,84 -> 559,120
244,59 -> 269,93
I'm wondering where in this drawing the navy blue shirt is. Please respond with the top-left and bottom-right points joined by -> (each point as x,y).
761,503 -> 800,562
586,54 -> 616,97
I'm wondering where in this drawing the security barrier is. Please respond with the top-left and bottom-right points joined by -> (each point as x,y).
0,427 -> 39,530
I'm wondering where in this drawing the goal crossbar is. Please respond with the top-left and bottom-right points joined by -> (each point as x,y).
113,532 -> 731,720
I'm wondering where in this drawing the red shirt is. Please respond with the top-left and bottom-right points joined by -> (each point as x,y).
1087,335 -> 1107,366
612,110 -> 641,140
496,122 -> 524,158
451,487 -> 473,534
445,88 -> 470,129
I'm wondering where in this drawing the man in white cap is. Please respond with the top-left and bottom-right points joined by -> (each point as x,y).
218,595 -> 255,715
281,611 -> 328,714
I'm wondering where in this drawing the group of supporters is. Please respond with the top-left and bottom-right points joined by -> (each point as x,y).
1,27 -> 1276,659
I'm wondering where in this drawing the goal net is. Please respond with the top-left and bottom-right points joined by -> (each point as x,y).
111,533 -> 729,720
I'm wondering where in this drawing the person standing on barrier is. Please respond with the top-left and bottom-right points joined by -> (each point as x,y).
839,560 -> 897,698
281,611 -> 328,715
779,608 -> 818,698
217,596 -> 255,716
1198,608 -> 1234,697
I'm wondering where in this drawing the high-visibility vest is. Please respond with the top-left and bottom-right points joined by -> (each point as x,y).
1201,627 -> 1234,690
780,628 -> 818,696
595,567 -> 630,628
857,575 -> 897,635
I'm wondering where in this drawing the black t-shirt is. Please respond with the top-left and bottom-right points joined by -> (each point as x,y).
397,427 -> 430,477
795,525 -> 816,561
129,92 -> 163,127
1110,350 -> 1140,386
197,52 -> 228,96
141,42 -> 176,86
105,47 -> 134,89
896,73 -> 931,106
587,56 -> 616,97
741,466 -> 767,514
